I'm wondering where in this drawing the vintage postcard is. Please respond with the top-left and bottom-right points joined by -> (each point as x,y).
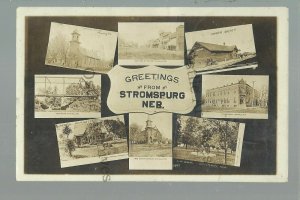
34,74 -> 101,118
129,113 -> 172,170
55,116 -> 128,168
45,22 -> 117,73
186,24 -> 257,74
17,7 -> 288,182
201,75 -> 269,119
174,115 -> 245,167
118,22 -> 184,66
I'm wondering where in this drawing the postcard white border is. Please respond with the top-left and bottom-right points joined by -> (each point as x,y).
16,7 -> 288,182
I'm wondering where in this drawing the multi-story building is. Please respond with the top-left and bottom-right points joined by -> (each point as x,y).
204,79 -> 261,108
147,25 -> 184,51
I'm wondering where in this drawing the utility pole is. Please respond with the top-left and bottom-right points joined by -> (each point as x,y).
252,81 -> 256,107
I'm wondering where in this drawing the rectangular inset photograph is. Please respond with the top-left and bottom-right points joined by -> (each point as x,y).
34,74 -> 101,118
118,22 -> 184,66
55,116 -> 128,168
45,22 -> 117,73
174,115 -> 245,167
186,24 -> 257,74
129,113 -> 173,170
201,75 -> 269,119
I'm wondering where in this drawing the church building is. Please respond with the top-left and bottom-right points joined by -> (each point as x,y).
66,30 -> 102,69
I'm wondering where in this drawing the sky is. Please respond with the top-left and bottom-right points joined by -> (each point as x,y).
186,24 -> 256,53
202,75 -> 269,94
48,22 -> 117,61
35,75 -> 101,95
129,113 -> 172,140
118,22 -> 183,46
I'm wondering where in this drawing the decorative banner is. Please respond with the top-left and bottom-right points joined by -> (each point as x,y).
107,65 -> 196,114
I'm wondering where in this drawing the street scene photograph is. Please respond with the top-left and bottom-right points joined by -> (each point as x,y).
45,22 -> 117,73
118,22 -> 184,66
185,24 -> 257,74
201,75 -> 269,119
55,116 -> 128,168
173,115 -> 245,167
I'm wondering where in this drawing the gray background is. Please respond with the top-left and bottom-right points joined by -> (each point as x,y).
0,0 -> 298,199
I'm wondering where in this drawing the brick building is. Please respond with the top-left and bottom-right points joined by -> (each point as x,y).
204,79 -> 260,108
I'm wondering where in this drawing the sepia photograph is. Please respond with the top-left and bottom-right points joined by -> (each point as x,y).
55,116 -> 128,168
118,22 -> 184,66
34,74 -> 101,118
174,115 -> 245,167
201,75 -> 269,119
186,24 -> 257,74
129,113 -> 173,170
45,22 -> 117,73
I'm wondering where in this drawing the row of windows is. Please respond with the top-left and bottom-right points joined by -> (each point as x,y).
206,89 -> 237,97
205,98 -> 237,104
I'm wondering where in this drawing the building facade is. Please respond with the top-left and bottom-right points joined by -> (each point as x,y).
204,79 -> 261,108
147,25 -> 184,51
188,42 -> 239,68
131,116 -> 164,144
66,30 -> 103,69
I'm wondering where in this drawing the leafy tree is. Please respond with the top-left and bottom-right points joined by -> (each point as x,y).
62,124 -> 72,139
61,124 -> 76,157
174,115 -> 182,147
65,139 -> 76,157
46,33 -> 69,65
181,117 -> 198,149
129,123 -> 144,143
104,119 -> 126,139
209,120 -> 239,165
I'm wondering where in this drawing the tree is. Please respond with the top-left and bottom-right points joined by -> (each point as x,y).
209,120 -> 239,165
174,115 -> 182,147
62,124 -> 72,139
129,123 -> 143,143
46,33 -> 69,65
181,117 -> 199,149
61,124 -> 76,157
66,140 -> 76,157
103,119 -> 126,139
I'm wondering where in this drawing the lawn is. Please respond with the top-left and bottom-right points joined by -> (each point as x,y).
60,140 -> 128,162
173,147 -> 236,166
129,143 -> 172,157
119,47 -> 183,60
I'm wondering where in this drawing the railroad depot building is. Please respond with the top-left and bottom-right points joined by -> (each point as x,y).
204,79 -> 261,108
66,30 -> 102,69
146,25 -> 184,51
187,41 -> 239,68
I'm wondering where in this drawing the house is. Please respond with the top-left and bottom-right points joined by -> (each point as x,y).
188,41 -> 239,68
73,122 -> 109,147
204,79 -> 261,108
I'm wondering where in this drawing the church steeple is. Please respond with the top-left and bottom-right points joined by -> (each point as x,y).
146,115 -> 153,128
69,29 -> 81,55
71,30 -> 80,43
